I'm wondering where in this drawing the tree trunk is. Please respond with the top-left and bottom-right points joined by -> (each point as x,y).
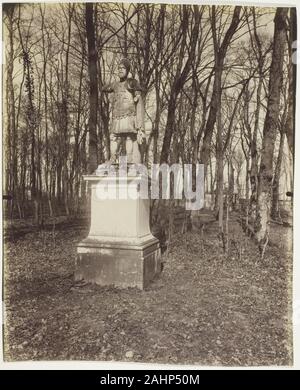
271,130 -> 285,220
248,9 -> 264,223
85,3 -> 99,173
255,8 -> 288,252
215,70 -> 223,232
228,161 -> 235,211
285,7 -> 296,157
249,76 -> 262,222
4,7 -> 15,209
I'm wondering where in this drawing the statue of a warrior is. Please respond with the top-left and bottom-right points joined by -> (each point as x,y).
103,58 -> 146,164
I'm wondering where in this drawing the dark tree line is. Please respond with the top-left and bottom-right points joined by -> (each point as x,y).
3,3 -> 294,250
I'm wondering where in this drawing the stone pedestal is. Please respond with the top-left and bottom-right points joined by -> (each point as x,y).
75,174 -> 161,289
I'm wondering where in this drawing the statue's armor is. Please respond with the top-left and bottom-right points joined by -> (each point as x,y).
102,74 -> 145,164
110,80 -> 138,135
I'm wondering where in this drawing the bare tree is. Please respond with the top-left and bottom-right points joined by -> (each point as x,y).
86,3 -> 99,173
200,6 -> 242,168
255,8 -> 288,253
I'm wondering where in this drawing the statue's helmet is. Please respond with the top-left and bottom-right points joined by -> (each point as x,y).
119,58 -> 131,74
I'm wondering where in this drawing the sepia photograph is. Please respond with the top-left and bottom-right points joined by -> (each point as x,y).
1,0 -> 296,367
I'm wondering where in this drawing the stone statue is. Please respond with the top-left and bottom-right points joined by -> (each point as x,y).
103,58 -> 146,164
77,60 -> 161,290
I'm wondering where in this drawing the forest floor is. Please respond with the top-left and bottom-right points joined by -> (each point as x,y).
3,212 -> 293,366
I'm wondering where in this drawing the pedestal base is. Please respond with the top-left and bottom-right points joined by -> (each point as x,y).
76,236 -> 161,289
75,174 -> 161,289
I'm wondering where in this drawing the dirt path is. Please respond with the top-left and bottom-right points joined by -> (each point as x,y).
4,217 -> 292,365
